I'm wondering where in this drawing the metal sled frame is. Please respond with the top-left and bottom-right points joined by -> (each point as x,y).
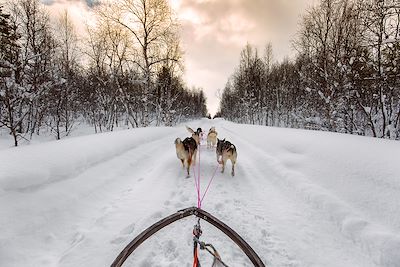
111,207 -> 265,267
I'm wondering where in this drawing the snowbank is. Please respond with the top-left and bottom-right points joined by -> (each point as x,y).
0,127 -> 176,193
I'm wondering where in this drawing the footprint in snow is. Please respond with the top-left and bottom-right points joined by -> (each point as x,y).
283,145 -> 304,155
254,214 -> 265,221
101,204 -> 112,213
150,211 -> 163,220
180,195 -> 189,202
122,188 -> 133,195
261,229 -> 270,239
71,232 -> 85,246
110,222 -> 136,244
138,257 -> 155,267
164,240 -> 179,260
110,236 -> 127,244
215,202 -> 224,211
120,222 -> 136,235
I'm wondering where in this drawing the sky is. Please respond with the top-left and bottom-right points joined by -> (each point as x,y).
42,0 -> 316,116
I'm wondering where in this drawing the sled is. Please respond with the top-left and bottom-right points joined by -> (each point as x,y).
111,206 -> 265,266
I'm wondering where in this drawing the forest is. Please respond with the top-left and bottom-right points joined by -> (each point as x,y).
218,0 -> 400,139
0,0 -> 207,146
2,0 -> 399,147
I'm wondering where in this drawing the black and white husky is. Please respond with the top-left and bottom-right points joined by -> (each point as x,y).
216,138 -> 237,176
186,126 -> 202,145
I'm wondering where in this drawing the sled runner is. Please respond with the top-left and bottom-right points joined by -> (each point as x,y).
111,206 -> 265,267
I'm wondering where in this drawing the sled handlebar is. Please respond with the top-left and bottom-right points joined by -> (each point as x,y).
111,206 -> 265,267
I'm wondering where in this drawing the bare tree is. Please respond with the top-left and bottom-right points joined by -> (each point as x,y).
47,10 -> 80,139
360,0 -> 400,138
1,0 -> 57,145
96,0 -> 181,126
9,0 -> 57,138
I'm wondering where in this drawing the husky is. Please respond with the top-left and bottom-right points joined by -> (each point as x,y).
216,138 -> 237,176
186,126 -> 202,145
207,127 -> 218,148
175,137 -> 198,177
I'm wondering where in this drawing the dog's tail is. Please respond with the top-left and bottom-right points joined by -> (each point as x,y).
229,144 -> 236,152
186,126 -> 195,134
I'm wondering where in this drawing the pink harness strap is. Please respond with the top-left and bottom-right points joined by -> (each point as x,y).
191,143 -> 220,209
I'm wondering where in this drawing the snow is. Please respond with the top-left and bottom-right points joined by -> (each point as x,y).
0,119 -> 399,267
0,127 -> 175,191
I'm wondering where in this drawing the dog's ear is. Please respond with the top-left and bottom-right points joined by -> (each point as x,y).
223,138 -> 225,142
186,126 -> 195,134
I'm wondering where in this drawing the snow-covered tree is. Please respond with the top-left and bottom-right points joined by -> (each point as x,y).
0,5 -> 25,146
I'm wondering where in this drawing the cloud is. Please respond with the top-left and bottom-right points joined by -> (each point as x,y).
41,0 -> 100,8
85,0 -> 100,7
174,0 -> 315,114
40,0 -> 315,115
41,0 -> 97,37
178,0 -> 315,60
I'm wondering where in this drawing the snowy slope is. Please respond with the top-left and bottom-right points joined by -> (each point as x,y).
0,119 -> 399,267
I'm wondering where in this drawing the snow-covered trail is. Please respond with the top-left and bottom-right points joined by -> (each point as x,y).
216,125 -> 371,267
0,126 -> 187,266
1,119 -> 399,267
216,121 -> 400,267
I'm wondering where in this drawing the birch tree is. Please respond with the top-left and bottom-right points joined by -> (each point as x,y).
97,0 -> 181,126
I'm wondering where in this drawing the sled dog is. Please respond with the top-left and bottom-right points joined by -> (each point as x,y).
186,126 -> 202,145
175,137 -> 198,177
216,138 -> 237,176
207,127 -> 218,148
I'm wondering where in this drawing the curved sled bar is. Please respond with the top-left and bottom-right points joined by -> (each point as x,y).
111,207 -> 265,267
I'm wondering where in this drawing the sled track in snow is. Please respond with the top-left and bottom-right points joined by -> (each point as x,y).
221,125 -> 400,267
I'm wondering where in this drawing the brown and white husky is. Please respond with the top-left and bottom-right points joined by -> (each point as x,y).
207,127 -> 218,148
216,138 -> 237,176
175,137 -> 198,177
